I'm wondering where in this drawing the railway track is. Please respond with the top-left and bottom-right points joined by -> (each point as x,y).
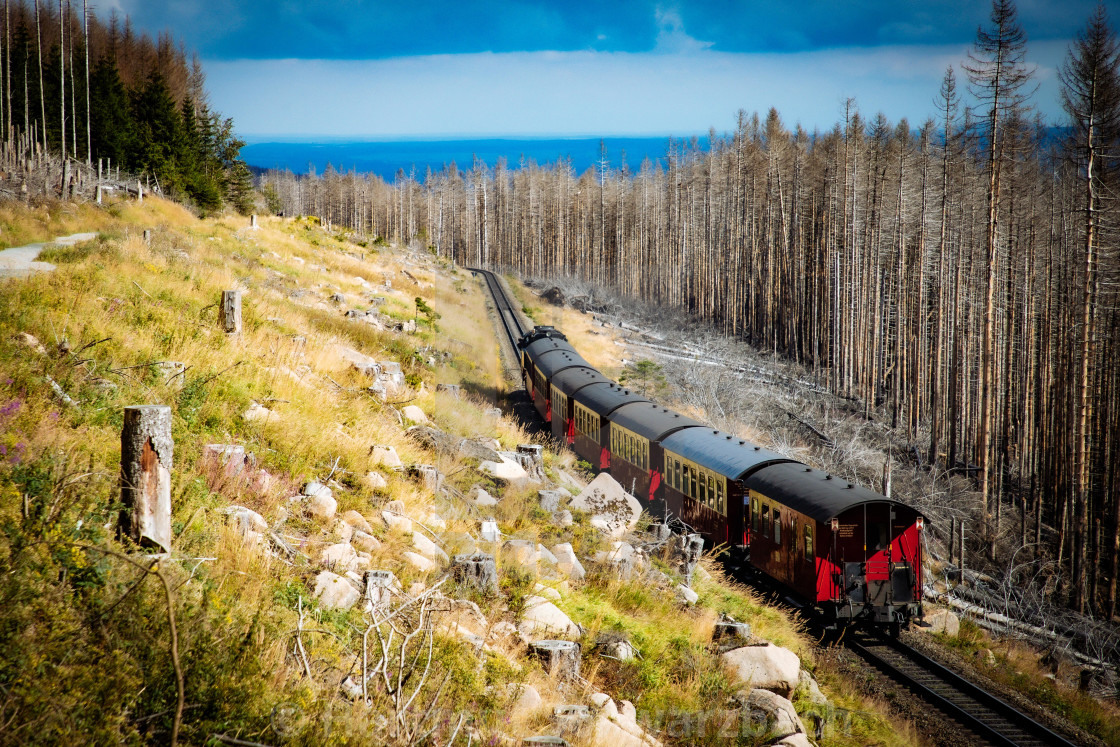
842,627 -> 1080,747
469,267 -> 529,366
470,270 -> 1085,747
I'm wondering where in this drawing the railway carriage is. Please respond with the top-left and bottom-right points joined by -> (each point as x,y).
660,428 -> 793,546
744,462 -> 923,625
567,383 -> 648,469
548,367 -> 611,444
607,403 -> 704,519
522,338 -> 589,423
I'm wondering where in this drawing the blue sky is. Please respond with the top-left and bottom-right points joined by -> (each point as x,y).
108,1 -> 1117,138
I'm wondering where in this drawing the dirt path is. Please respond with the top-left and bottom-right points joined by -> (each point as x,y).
0,232 -> 97,278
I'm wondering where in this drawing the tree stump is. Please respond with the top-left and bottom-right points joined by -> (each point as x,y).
142,229 -> 151,245
137,180 -> 143,203
364,570 -> 399,616
250,214 -> 258,229
221,290 -> 242,334
674,533 -> 705,585
713,613 -> 752,644
450,553 -> 498,594
119,405 -> 174,551
529,640 -> 581,682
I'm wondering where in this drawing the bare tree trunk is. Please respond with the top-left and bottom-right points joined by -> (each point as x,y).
119,405 -> 174,552
34,0 -> 45,151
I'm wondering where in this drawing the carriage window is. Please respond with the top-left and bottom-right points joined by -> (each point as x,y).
708,475 -> 715,509
751,497 -> 759,531
762,505 -> 770,537
674,459 -> 681,490
716,479 -> 724,515
699,472 -> 708,505
804,524 -> 814,561
690,466 -> 698,499
774,510 -> 782,545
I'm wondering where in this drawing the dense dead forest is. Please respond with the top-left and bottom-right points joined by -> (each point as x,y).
0,0 -> 251,211
260,1 -> 1120,619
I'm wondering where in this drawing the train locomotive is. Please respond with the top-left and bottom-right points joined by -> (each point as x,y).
518,325 -> 924,628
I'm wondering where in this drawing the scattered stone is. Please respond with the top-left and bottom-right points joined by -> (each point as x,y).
592,541 -> 643,580
424,511 -> 447,530
921,608 -> 960,637
451,553 -> 499,594
14,332 -> 47,355
313,571 -> 361,610
329,293 -> 346,304
529,640 -> 581,681
507,683 -> 543,718
484,406 -> 502,418
382,510 -> 413,533
333,519 -> 355,543
225,506 -> 267,543
479,455 -> 530,489
503,539 -> 541,573
459,437 -> 503,461
412,530 -> 449,563
370,444 -> 403,468
722,644 -> 802,697
339,676 -> 364,700
401,404 -> 428,424
555,510 -> 573,527
537,543 -> 559,566
304,482 -> 337,521
519,596 -> 580,640
243,402 -> 278,422
352,530 -> 382,553
342,509 -> 373,534
595,634 -> 636,662
364,470 -> 389,489
534,583 -> 562,602
403,551 -> 435,573
742,688 -> 806,740
321,542 -> 359,572
551,543 -> 586,580
569,473 -> 642,537
797,669 -> 829,706
432,598 -> 489,639
480,519 -> 501,542
469,486 -> 498,507
675,584 -> 699,606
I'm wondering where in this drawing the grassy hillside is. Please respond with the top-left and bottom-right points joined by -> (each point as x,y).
0,196 -> 915,746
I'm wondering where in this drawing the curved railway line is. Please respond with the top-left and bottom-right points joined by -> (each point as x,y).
471,268 -> 1086,747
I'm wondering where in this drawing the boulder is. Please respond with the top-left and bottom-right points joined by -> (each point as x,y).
370,444 -> 403,469
424,511 -> 447,531
313,571 -> 361,610
459,438 -> 502,462
225,506 -> 267,542
304,483 -> 337,521
551,543 -> 586,580
333,520 -> 355,543
407,464 -> 444,493
412,530 -> 449,563
556,510 -> 573,528
722,644 -> 802,697
352,530 -> 382,553
569,473 -> 642,537
534,583 -> 563,602
507,683 -> 544,719
321,542 -> 359,572
335,344 -> 382,377
401,404 -> 428,424
432,598 -> 489,638
403,551 -> 435,573
469,486 -> 498,507
342,510 -> 373,534
519,596 -> 580,640
797,669 -> 829,706
592,541 -> 643,580
479,455 -> 530,490
774,735 -> 814,747
742,688 -> 805,741
480,520 -> 501,542
14,332 -> 47,355
364,470 -> 389,489
243,402 -> 279,422
921,608 -> 960,637
675,584 -> 699,606
503,539 -> 541,573
382,510 -> 413,533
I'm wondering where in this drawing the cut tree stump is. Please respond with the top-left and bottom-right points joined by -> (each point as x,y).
119,405 -> 173,551
529,640 -> 581,682
450,553 -> 498,594
221,290 -> 242,334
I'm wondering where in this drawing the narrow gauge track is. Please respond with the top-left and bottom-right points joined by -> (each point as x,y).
470,271 -> 1084,747
842,627 -> 1079,747
469,267 -> 529,362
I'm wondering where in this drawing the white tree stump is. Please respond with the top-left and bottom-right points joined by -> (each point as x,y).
221,290 -> 242,334
119,405 -> 173,551
250,214 -> 258,229
137,180 -> 143,203
529,640 -> 581,682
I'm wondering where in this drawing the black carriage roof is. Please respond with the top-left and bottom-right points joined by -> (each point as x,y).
536,350 -> 591,378
610,402 -> 705,442
523,337 -> 578,360
661,428 -> 794,481
743,461 -> 920,523
551,366 -> 611,396
572,382 -> 650,417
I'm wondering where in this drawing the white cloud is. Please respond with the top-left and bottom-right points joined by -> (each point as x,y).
207,41 -> 1069,138
653,7 -> 714,54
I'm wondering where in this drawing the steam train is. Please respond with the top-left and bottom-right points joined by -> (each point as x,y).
519,326 -> 925,627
